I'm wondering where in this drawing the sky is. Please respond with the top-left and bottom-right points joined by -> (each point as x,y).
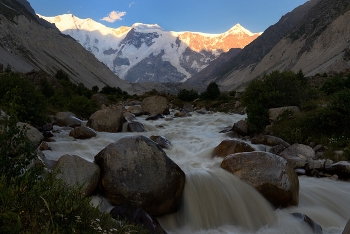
28,0 -> 308,33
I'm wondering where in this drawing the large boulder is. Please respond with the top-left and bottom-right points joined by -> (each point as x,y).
17,122 -> 44,147
94,135 -> 185,216
280,144 -> 316,169
55,112 -> 81,127
54,154 -> 100,196
87,108 -> 124,132
126,121 -> 147,132
221,151 -> 299,208
142,96 -> 169,115
251,135 -> 290,148
213,139 -> 254,157
269,106 -> 300,123
232,120 -> 249,136
69,126 -> 97,139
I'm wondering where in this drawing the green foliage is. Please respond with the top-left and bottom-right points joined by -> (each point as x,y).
242,70 -> 308,132
321,76 -> 350,95
0,108 -> 144,234
177,89 -> 199,102
0,72 -> 48,126
0,113 -> 41,184
200,82 -> 221,100
101,85 -> 123,95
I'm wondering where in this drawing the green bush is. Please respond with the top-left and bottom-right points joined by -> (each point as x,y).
0,73 -> 48,126
177,89 -> 199,102
200,82 -> 221,100
241,70 -> 308,132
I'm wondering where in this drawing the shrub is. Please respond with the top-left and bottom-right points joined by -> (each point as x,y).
200,82 -> 221,100
177,89 -> 199,102
0,73 -> 48,126
241,70 -> 308,132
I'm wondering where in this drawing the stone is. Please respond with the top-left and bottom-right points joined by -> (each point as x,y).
280,143 -> 316,169
325,161 -> 350,179
146,114 -> 165,121
291,213 -> 323,234
17,122 -> 44,147
110,203 -> 167,234
343,219 -> 350,234
213,139 -> 254,157
221,151 -> 299,208
142,96 -> 169,115
251,135 -> 290,148
87,108 -> 124,132
123,112 -> 136,122
54,154 -> 100,196
150,135 -> 172,149
39,141 -> 51,151
269,144 -> 286,155
55,112 -> 81,127
268,106 -> 300,123
127,105 -> 145,116
126,121 -> 147,132
94,136 -> 185,216
182,103 -> 194,112
69,126 -> 97,139
232,120 -> 249,136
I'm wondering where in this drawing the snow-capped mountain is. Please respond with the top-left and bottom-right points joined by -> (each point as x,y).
39,14 -> 260,83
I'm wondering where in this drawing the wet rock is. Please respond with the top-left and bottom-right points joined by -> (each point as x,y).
55,112 -> 81,127
251,135 -> 290,148
291,213 -> 323,234
324,161 -> 350,179
196,108 -> 207,114
174,111 -> 191,117
280,143 -> 316,169
54,154 -> 100,196
39,141 -> 51,151
232,120 -> 249,136
213,139 -> 254,157
94,135 -> 185,216
123,112 -> 136,122
146,114 -> 165,121
142,96 -> 169,115
269,144 -> 286,155
183,103 -> 194,112
110,203 -> 167,234
343,219 -> 350,234
69,126 -> 97,139
150,135 -> 172,149
87,108 -> 124,132
221,151 -> 299,208
126,121 -> 147,132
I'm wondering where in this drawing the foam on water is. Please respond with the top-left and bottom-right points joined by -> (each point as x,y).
43,111 -> 350,234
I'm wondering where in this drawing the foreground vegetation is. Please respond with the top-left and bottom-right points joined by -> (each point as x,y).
0,111 -> 145,233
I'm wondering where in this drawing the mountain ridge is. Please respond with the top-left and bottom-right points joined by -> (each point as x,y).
40,14 -> 261,83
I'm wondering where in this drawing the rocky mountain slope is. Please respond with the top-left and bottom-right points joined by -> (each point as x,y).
40,14 -> 260,83
186,0 -> 321,90
186,0 -> 350,92
0,0 -> 166,94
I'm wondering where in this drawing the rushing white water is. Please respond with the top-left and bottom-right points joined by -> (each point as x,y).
43,111 -> 350,234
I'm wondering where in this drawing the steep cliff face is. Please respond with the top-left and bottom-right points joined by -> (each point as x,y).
0,0 -> 150,94
187,0 -> 350,92
40,14 -> 260,83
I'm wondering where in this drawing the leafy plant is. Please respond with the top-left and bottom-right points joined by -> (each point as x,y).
177,89 -> 199,102
200,82 -> 221,100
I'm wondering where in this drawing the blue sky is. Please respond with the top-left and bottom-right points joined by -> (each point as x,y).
28,0 -> 308,33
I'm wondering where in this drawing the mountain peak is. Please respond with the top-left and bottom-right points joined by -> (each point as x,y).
227,23 -> 258,36
131,23 -> 164,31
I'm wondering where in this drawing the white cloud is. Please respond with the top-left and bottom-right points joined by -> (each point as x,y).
129,2 -> 136,8
101,11 -> 126,23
